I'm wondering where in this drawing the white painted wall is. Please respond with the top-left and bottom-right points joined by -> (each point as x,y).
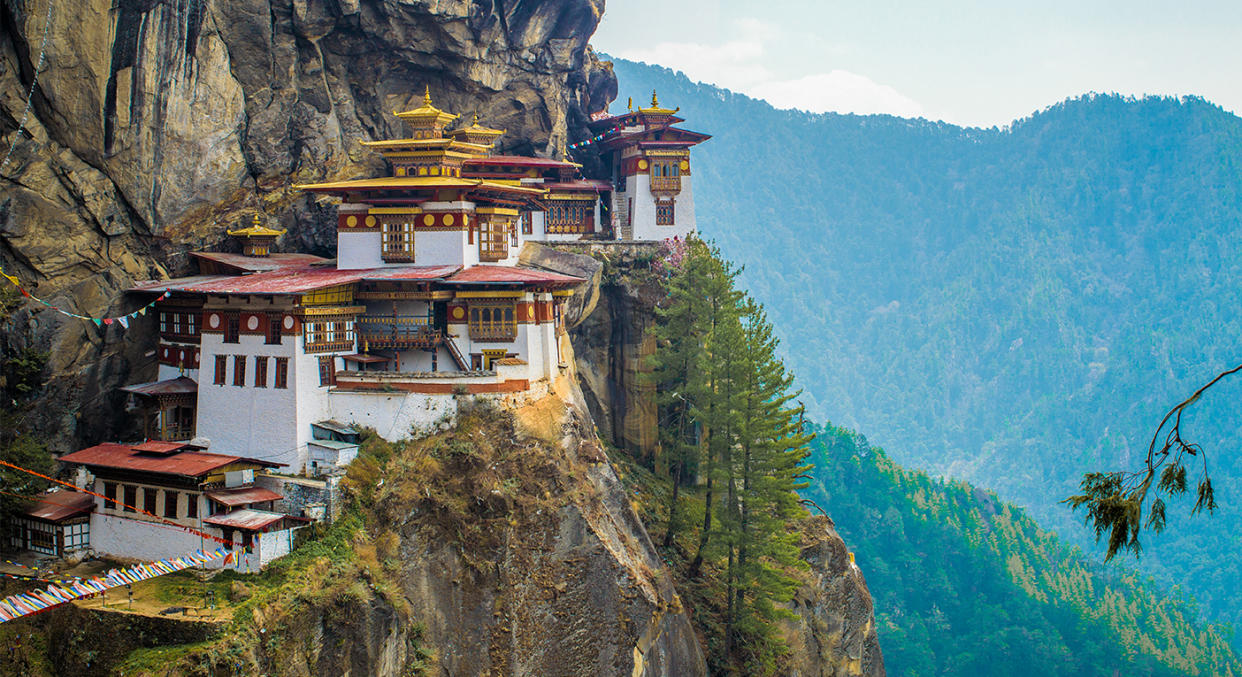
339,232 -> 384,269
156,364 -> 200,382
627,174 -> 696,241
326,390 -> 458,441
416,229 -> 478,267
90,512 -> 219,565
197,330 -> 303,469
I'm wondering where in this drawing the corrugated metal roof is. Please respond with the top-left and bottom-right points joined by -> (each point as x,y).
121,376 -> 198,397
308,439 -> 358,450
58,443 -> 282,477
442,265 -> 582,287
131,264 -> 461,296
130,440 -> 204,454
191,252 -> 327,273
341,354 -> 390,364
542,180 -> 612,192
19,490 -> 95,523
312,420 -> 359,436
205,487 -> 284,507
202,509 -> 286,531
130,275 -> 233,294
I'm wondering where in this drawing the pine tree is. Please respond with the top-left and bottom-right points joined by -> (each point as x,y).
723,300 -> 813,659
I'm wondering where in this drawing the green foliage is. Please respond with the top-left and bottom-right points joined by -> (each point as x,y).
610,57 -> 1242,636
647,241 -> 813,670
1066,365 -> 1235,560
804,424 -> 1241,676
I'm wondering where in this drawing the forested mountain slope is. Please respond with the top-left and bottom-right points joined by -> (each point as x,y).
604,58 -> 1242,632
805,426 -> 1239,676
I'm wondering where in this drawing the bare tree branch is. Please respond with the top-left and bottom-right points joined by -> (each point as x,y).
1064,363 -> 1238,560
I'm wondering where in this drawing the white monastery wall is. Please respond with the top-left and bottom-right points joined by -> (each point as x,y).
197,331 -> 303,468
338,231 -> 384,269
325,390 -> 457,441
90,512 -> 220,566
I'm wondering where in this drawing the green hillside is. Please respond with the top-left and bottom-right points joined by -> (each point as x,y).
804,425 -> 1239,676
603,57 -> 1242,633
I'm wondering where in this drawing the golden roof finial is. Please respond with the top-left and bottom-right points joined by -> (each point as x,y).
253,212 -> 261,228
627,96 -> 632,111
423,85 -> 433,107
651,90 -> 659,108
472,113 -> 480,125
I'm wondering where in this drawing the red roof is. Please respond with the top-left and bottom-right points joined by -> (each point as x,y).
464,155 -> 578,168
19,490 -> 95,523
130,440 -> 204,454
58,443 -> 282,477
442,265 -> 583,287
203,509 -> 287,531
206,487 -> 283,507
191,252 -> 327,273
132,264 -> 461,296
121,377 -> 198,397
543,180 -> 612,192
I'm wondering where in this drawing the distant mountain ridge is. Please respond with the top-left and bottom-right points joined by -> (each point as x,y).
603,57 -> 1242,635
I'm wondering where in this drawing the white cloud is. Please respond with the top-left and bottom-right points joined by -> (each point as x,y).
749,71 -> 926,118
608,20 -> 925,119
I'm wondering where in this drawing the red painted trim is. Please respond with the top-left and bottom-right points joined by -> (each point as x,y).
334,378 -> 530,394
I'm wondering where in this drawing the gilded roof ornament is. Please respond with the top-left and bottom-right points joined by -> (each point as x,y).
227,213 -> 286,238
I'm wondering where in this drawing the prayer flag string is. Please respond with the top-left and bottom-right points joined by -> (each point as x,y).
0,264 -> 168,325
0,546 -> 231,623
568,125 -> 622,150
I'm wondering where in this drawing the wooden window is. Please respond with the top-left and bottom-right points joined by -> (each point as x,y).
224,314 -> 240,344
143,488 -> 157,514
266,313 -> 282,345
159,312 -> 169,334
304,318 -> 355,353
172,313 -> 182,336
163,490 -> 179,519
656,200 -> 675,225
214,355 -> 227,385
186,312 -> 196,337
233,355 -> 246,386
254,356 -> 269,388
274,357 -> 289,389
123,485 -> 136,513
63,521 -> 88,551
380,217 -> 415,262
546,202 -> 593,234
104,481 -> 117,509
521,211 -> 533,235
478,218 -> 510,261
468,304 -> 517,341
318,356 -> 335,386
186,494 -> 197,519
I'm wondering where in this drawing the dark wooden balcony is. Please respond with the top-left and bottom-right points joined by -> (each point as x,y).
356,315 -> 442,350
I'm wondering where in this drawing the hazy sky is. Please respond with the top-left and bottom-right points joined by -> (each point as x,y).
592,1 -> 1242,127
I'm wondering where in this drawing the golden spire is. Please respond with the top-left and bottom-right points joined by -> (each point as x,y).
423,85 -> 432,107
651,90 -> 659,108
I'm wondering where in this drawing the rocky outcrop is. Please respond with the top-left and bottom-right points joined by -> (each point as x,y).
782,517 -> 886,677
392,382 -> 707,676
0,0 -> 617,449
531,241 -> 665,461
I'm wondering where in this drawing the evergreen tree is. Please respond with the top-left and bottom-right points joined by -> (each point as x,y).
723,300 -> 814,660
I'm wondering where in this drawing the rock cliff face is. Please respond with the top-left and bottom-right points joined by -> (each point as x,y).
782,517 -> 885,677
524,241 -> 664,461
0,0 -> 616,448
